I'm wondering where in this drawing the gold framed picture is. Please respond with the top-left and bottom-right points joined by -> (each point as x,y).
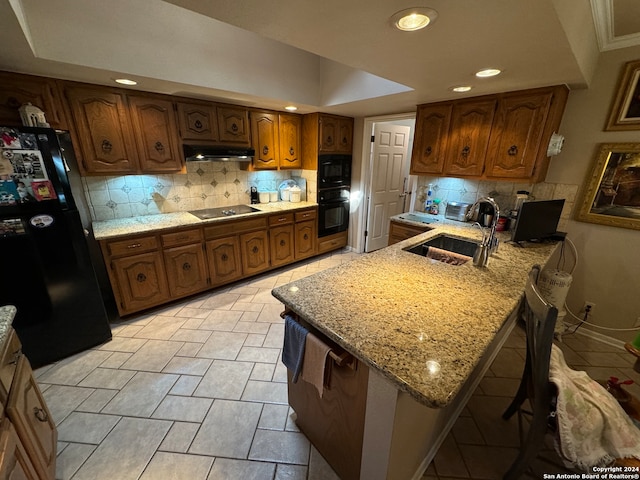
576,143 -> 640,230
605,60 -> 640,130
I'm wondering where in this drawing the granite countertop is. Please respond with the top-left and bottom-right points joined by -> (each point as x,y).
0,305 -> 17,351
92,201 -> 318,240
272,221 -> 558,408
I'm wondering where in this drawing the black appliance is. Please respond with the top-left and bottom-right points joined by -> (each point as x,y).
317,154 -> 351,189
318,187 -> 350,237
183,144 -> 255,162
511,199 -> 565,244
250,186 -> 259,204
0,126 -> 112,368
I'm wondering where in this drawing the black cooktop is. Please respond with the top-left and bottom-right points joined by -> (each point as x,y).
188,205 -> 260,220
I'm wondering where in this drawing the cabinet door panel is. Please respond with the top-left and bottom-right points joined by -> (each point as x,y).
251,112 -> 278,169
177,102 -> 219,142
65,87 -> 138,174
295,220 -> 317,260
206,237 -> 243,287
410,104 -> 452,175
0,73 -> 66,129
337,118 -> 354,153
163,244 -> 208,297
319,115 -> 338,153
112,252 -> 169,312
128,96 -> 183,173
270,225 -> 294,267
485,92 -> 552,179
278,114 -> 302,168
6,357 -> 56,480
0,331 -> 21,404
0,419 -> 39,480
217,107 -> 251,145
240,230 -> 270,275
444,99 -> 496,177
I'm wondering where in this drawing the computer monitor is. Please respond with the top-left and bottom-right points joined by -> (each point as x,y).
511,199 -> 565,243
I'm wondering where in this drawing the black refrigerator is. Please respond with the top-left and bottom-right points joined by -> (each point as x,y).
0,126 -> 112,368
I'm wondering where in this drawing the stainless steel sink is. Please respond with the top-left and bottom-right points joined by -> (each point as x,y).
404,234 -> 478,261
397,212 -> 439,224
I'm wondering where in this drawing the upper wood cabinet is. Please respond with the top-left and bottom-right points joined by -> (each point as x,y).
250,110 -> 302,170
176,101 -> 219,142
217,106 -> 251,145
410,104 -> 452,175
65,86 -> 140,175
302,113 -> 355,169
443,98 -> 496,177
410,85 -> 569,183
0,71 -> 67,129
128,95 -> 183,173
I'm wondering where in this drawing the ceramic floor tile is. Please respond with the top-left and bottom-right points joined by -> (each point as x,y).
193,359 -> 253,399
452,416 -> 485,445
275,463 -> 308,480
76,389 -> 118,413
230,302 -> 265,312
478,376 -> 520,397
181,317 -> 205,329
77,367 -> 136,389
37,350 -> 113,386
489,348 -> 525,379
151,394 -> 213,422
162,356 -> 212,375
120,339 -> 184,372
170,375 -> 202,395
97,336 -> 148,353
159,421 -> 200,453
466,395 -> 521,447
175,307 -> 211,319
99,351 -> 133,368
432,433 -> 470,478
176,342 -> 203,357
258,403 -> 290,430
57,412 -> 121,444
102,371 -> 179,417
207,458 -> 276,480
234,321 -> 271,334
196,331 -> 248,359
458,444 -> 520,479
199,309 -> 243,331
272,362 -> 288,383
251,362 -> 276,381
242,380 -> 288,404
263,324 -> 285,348
71,417 -> 172,480
201,293 -> 241,310
169,328 -> 212,343
55,443 -> 96,480
257,303 -> 287,323
249,429 -> 310,464
139,451 -> 214,480
237,346 -> 280,363
244,333 -> 266,347
307,446 -> 340,480
42,385 -> 95,426
189,399 -> 263,457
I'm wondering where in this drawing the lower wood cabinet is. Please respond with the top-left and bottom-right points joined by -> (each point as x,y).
240,230 -> 270,275
294,209 -> 317,260
388,220 -> 431,245
270,225 -> 294,267
111,251 -> 170,314
163,244 -> 208,297
206,237 -> 243,287
318,230 -> 348,254
0,330 -> 57,480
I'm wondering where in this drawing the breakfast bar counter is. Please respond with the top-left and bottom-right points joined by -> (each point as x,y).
271,223 -> 559,480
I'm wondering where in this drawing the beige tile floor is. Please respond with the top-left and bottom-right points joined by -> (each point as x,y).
35,249 -> 640,480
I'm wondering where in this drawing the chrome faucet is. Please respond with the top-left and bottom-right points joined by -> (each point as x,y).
466,197 -> 500,267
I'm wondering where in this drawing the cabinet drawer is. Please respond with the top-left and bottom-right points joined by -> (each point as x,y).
106,235 -> 158,257
161,228 -> 203,248
268,213 -> 294,226
388,221 -> 430,243
204,217 -> 267,239
0,331 -> 21,403
295,209 -> 317,222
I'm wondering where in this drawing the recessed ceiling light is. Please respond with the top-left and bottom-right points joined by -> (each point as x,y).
114,78 -> 137,85
451,85 -> 472,93
391,7 -> 438,32
284,105 -> 298,111
475,68 -> 501,78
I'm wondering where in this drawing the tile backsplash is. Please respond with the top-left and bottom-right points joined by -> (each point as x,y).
413,176 -> 579,230
82,162 -> 317,222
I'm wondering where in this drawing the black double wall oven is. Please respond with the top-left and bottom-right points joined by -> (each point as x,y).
317,154 -> 351,237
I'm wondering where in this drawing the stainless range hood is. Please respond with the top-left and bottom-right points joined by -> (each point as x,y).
183,144 -> 255,162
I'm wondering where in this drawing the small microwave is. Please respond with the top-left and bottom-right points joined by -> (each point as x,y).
318,154 -> 351,189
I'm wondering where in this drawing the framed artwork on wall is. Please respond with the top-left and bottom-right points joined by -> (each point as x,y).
576,143 -> 640,230
605,60 -> 640,131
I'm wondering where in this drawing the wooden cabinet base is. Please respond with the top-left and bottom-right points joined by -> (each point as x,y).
0,419 -> 39,480
317,231 -> 348,254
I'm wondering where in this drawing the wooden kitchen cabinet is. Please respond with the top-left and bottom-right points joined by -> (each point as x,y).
269,213 -> 295,267
111,251 -> 170,314
206,236 -> 243,287
161,229 -> 208,298
301,113 -> 355,169
128,95 -> 183,173
240,230 -> 270,275
388,220 -> 431,245
294,209 -> 317,260
217,106 -> 251,146
0,418 -> 39,480
176,101 -> 219,142
278,113 -> 302,169
410,103 -> 452,175
65,85 -> 139,175
443,98 -> 496,177
0,72 -> 67,129
251,111 -> 279,169
410,85 -> 569,183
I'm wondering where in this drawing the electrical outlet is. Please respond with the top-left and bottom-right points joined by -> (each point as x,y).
581,301 -> 596,315
634,317 -> 640,328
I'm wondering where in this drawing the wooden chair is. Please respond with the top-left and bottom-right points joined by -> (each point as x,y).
502,264 -> 558,480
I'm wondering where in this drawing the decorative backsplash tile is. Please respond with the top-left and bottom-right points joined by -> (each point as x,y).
414,176 -> 579,230
83,162 -> 317,222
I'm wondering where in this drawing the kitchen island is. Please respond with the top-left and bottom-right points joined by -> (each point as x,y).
271,222 -> 558,480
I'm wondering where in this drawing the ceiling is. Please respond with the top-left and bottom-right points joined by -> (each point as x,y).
0,0 -> 639,117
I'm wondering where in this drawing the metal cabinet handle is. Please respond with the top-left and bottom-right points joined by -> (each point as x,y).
252,246 -> 259,254
8,349 -> 22,365
289,146 -> 295,156
101,139 -> 113,152
303,234 -> 309,240
279,240 -> 286,247
341,136 -> 348,146
194,119 -> 203,129
221,253 -> 228,261
508,145 -> 518,156
461,146 -> 470,157
136,273 -> 147,283
154,141 -> 164,153
278,217 -> 286,222
33,407 -> 49,423
127,243 -> 142,249
262,145 -> 269,155
182,262 -> 191,271
231,123 -> 238,133
326,135 -> 333,145
425,146 -> 432,156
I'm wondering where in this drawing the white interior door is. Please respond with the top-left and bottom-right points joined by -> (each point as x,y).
365,123 -> 411,252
